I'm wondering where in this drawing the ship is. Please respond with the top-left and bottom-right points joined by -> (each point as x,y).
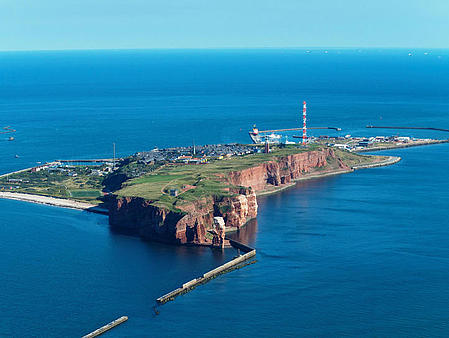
249,125 -> 283,144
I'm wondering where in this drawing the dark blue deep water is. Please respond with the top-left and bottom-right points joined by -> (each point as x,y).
1,49 -> 449,337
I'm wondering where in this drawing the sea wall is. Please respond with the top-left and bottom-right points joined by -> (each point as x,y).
109,148 -> 344,245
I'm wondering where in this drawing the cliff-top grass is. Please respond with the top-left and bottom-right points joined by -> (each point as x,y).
116,145 -> 382,209
0,144 -> 386,209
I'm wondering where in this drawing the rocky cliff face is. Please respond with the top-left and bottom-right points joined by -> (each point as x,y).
227,148 -> 348,191
109,187 -> 257,245
109,148 -> 346,246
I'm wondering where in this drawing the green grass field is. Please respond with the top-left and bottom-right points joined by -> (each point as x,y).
116,145 -> 381,211
0,145 -> 384,209
69,189 -> 102,198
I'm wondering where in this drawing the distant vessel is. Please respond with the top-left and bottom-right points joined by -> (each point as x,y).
15,154 -> 19,158
249,125 -> 282,144
8,136 -> 14,141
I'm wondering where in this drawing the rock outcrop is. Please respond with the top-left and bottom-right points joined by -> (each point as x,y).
109,187 -> 258,245
109,148 -> 347,246
227,148 -> 348,191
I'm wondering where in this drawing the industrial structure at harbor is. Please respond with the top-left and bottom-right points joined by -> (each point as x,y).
248,101 -> 449,152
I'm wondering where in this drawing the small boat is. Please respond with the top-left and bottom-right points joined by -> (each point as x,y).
8,136 -> 14,141
15,154 -> 19,158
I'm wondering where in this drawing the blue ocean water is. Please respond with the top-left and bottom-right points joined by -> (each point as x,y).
1,49 -> 449,337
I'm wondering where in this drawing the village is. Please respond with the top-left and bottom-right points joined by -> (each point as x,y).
136,143 -> 259,164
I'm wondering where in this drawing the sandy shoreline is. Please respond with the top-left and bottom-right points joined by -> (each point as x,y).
0,192 -> 108,214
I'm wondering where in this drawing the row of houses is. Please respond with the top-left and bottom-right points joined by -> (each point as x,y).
137,143 -> 258,164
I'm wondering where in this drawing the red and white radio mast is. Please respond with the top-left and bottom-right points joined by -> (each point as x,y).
302,101 -> 307,145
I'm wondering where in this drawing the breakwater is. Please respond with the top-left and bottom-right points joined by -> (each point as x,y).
0,162 -> 58,178
351,156 -> 401,170
82,316 -> 128,338
357,139 -> 449,153
156,240 -> 256,305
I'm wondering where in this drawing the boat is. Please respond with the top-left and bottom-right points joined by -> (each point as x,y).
249,125 -> 283,144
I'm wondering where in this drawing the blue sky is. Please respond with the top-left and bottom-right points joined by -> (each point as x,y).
1,0 -> 448,50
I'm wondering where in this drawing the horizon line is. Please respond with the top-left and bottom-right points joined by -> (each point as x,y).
0,46 -> 446,53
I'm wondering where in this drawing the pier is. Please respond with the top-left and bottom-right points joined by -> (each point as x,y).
156,240 -> 256,305
257,126 -> 341,133
0,162 -> 58,179
356,139 -> 449,153
366,125 -> 449,133
82,316 -> 128,338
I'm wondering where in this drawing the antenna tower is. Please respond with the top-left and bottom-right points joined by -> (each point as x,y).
302,101 -> 307,145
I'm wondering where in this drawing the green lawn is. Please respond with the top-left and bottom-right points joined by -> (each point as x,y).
69,189 -> 102,198
115,145 -> 370,209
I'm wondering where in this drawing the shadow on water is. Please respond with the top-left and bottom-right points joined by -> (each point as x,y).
226,176 -> 342,248
108,220 -> 238,273
227,218 -> 259,248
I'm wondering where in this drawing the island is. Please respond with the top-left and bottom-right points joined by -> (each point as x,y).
0,138 -> 445,247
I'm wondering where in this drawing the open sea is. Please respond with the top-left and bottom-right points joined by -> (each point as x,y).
1,49 -> 449,337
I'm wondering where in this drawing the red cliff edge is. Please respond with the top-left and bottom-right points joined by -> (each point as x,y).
109,148 -> 348,245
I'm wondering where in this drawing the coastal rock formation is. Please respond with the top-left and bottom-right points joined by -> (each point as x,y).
109,188 -> 257,245
227,148 -> 348,192
211,217 -> 226,248
109,196 -> 186,243
109,148 -> 346,245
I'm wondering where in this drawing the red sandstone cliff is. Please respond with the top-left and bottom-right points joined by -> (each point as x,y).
109,187 -> 257,245
109,148 -> 347,245
227,148 -> 348,191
